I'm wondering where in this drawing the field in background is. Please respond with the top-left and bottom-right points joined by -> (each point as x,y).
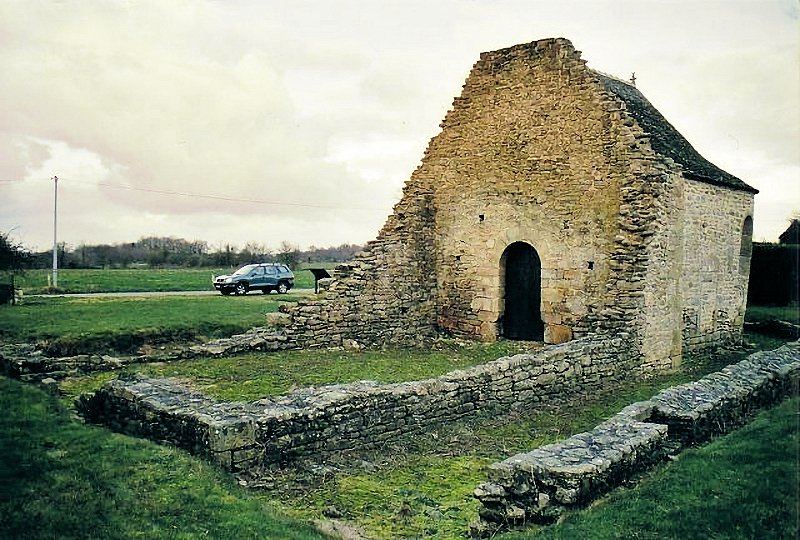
745,304 -> 799,325
12,262 -> 337,294
1,294 -> 792,356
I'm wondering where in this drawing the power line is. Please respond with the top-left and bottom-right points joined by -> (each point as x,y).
0,177 -> 389,212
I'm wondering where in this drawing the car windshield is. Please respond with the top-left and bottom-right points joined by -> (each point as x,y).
232,264 -> 257,276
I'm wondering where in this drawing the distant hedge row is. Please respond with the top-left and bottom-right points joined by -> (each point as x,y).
748,243 -> 799,306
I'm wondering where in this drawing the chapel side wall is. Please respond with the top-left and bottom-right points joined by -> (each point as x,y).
679,179 -> 754,350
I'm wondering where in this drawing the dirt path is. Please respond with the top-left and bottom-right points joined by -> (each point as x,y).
30,289 -> 315,298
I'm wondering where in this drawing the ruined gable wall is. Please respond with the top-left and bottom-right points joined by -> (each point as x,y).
279,176 -> 438,347
272,38 -> 748,367
678,179 -> 753,350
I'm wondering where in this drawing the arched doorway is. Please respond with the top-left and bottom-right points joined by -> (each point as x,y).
501,242 -> 544,340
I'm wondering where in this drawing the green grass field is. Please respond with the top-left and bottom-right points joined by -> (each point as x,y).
11,264 -> 332,294
51,332 -> 791,538
2,375 -> 796,539
0,376 -> 326,540
1,287 -> 796,539
0,294 -> 305,355
745,304 -> 800,325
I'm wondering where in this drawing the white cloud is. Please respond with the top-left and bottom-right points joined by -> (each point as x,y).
0,0 -> 797,250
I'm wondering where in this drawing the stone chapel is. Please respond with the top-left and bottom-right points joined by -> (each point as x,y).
279,37 -> 757,372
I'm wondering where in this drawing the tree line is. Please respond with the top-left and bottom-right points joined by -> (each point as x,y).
2,234 -> 362,272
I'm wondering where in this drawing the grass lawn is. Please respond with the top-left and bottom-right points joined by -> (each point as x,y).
91,341 -> 543,401
1,296 -> 796,538
745,304 -> 800,325
0,376 -> 326,540
53,335 -> 793,539
5,367 -> 796,539
12,264 -> 331,294
246,342 -> 794,539
0,294 -> 305,355
505,396 -> 800,540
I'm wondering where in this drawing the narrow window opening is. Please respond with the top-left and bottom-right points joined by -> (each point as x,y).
739,216 -> 753,258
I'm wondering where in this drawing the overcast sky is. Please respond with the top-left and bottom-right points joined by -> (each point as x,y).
1,0 -> 798,252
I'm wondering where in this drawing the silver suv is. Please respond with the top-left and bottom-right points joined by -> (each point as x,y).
213,263 -> 295,296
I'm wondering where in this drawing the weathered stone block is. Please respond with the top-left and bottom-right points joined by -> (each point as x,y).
544,324 -> 573,345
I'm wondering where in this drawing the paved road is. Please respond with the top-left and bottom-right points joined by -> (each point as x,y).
31,289 -> 315,298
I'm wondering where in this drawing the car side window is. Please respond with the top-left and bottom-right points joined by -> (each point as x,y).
253,267 -> 264,275
265,266 -> 277,275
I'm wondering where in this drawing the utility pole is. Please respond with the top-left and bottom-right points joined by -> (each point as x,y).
52,175 -> 58,289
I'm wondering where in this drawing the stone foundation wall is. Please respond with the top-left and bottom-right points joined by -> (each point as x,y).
79,334 -> 639,471
0,343 -> 148,382
473,340 -> 799,534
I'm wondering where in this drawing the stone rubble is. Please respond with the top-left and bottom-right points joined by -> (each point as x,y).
0,343 -> 146,382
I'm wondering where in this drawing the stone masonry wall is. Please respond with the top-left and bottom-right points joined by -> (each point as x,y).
427,40 -> 623,342
77,339 -> 798,534
0,343 -> 150,382
275,182 -> 438,348
678,179 -> 754,351
79,334 -> 639,471
169,37 -> 752,376
424,40 -> 674,352
473,340 -> 799,534
637,168 -> 685,372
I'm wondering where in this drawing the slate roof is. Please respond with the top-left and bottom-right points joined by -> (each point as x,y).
593,72 -> 758,194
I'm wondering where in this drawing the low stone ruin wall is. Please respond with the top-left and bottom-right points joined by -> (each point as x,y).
472,340 -> 800,534
474,402 -> 668,527
0,325 -> 295,382
0,343 -> 148,382
78,334 -> 640,471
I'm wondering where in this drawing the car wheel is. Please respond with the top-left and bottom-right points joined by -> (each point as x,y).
235,282 -> 248,296
277,281 -> 289,294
